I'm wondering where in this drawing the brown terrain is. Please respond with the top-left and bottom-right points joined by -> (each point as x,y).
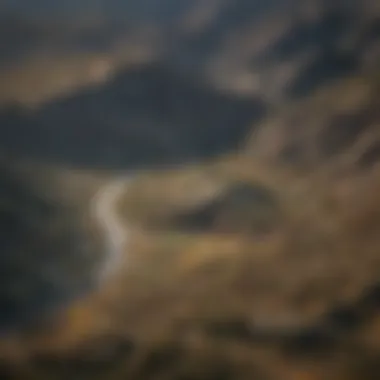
1,1 -> 380,379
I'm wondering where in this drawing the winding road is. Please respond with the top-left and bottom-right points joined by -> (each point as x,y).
92,176 -> 134,281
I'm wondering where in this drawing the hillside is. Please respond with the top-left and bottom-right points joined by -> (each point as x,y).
0,1 -> 380,380
0,1 -> 380,170
1,69 -> 380,379
0,62 -> 267,169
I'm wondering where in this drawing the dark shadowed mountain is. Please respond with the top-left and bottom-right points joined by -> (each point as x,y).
0,62 -> 267,170
0,160 -> 105,331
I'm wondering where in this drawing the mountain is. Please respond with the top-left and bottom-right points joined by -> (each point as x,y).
0,159 -> 105,331
1,1 -> 380,380
0,62 -> 267,169
0,1 -> 380,171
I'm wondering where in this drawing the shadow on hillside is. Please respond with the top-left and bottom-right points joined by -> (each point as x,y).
0,61 -> 267,170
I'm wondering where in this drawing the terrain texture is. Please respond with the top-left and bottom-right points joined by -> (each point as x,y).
1,1 -> 380,379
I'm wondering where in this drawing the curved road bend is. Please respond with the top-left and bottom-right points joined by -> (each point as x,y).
92,176 -> 135,282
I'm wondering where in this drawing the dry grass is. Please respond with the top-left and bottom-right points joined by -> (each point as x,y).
1,149 -> 380,379
1,13 -> 380,377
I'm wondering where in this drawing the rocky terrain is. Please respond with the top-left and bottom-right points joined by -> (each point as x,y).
0,1 -> 380,379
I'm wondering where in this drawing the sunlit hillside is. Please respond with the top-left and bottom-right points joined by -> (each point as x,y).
0,1 -> 380,380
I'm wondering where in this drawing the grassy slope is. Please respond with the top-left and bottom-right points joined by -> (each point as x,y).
1,71 -> 380,379
1,2 -> 380,378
